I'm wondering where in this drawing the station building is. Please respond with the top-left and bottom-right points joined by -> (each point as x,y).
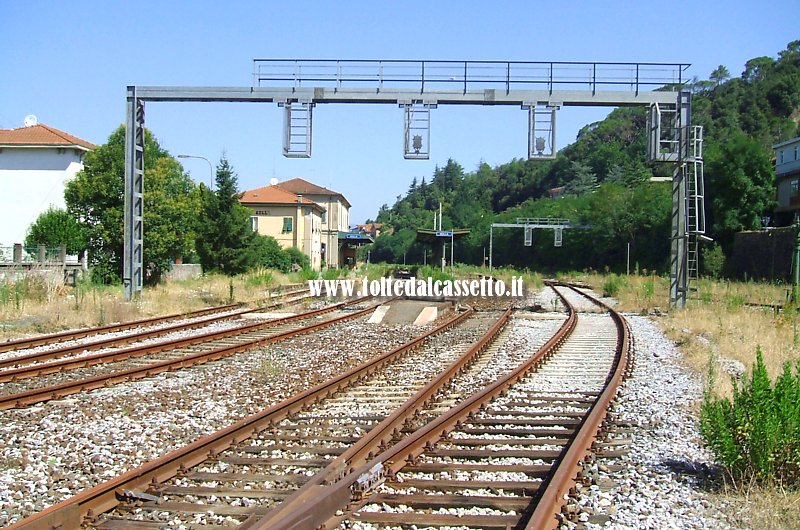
240,178 -> 351,270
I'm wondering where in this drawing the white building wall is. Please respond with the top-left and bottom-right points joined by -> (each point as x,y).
776,138 -> 800,177
0,148 -> 85,246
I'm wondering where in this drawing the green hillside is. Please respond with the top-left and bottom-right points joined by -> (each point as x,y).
368,41 -> 800,275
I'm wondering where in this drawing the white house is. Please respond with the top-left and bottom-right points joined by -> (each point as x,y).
0,121 -> 95,247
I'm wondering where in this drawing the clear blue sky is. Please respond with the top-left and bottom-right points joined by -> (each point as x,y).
2,1 -> 797,224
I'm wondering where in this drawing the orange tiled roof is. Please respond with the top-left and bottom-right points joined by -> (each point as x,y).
240,184 -> 323,210
0,124 -> 95,150
277,178 -> 351,207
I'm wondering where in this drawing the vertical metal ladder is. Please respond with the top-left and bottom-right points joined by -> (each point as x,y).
281,100 -> 313,158
686,125 -> 705,289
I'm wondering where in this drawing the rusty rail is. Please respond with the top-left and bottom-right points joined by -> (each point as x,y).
0,291 -> 313,369
0,298 -> 373,410
258,282 -> 632,530
6,305 -> 475,530
0,295 -> 348,381
524,282 -> 632,529
250,308 -> 514,529
255,286 -> 579,530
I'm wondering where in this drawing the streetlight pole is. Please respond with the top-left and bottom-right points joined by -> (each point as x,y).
177,154 -> 214,190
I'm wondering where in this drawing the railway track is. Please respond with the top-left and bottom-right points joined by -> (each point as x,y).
0,287 -> 312,366
8,302 -> 522,529
0,296 -> 372,410
259,282 -> 631,530
8,282 -> 632,530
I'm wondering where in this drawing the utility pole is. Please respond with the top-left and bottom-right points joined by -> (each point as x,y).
793,215 -> 800,303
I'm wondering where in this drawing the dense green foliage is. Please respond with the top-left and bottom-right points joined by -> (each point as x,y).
64,126 -> 199,284
701,349 -> 800,486
62,132 -> 307,285
25,207 -> 86,254
368,41 -> 800,274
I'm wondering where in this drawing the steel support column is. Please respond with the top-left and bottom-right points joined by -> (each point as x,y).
669,90 -> 691,309
669,164 -> 687,308
124,87 -> 145,301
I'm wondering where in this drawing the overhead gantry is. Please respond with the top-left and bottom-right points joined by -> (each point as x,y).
124,59 -> 702,307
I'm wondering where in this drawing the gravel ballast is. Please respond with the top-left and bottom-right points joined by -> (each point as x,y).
0,316 -> 422,525
573,314 -> 737,530
1,293 -> 744,529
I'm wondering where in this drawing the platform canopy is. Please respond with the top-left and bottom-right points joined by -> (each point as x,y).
415,229 -> 470,244
339,231 -> 374,245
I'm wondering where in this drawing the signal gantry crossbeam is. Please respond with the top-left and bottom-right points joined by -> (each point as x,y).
124,58 -> 700,307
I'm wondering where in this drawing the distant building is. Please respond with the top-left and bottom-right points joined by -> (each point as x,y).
240,184 -> 325,271
774,136 -> 800,225
0,122 -> 95,246
274,178 -> 351,268
356,223 -> 383,238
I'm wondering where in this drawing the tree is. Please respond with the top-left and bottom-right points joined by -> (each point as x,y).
706,130 -> 775,253
195,157 -> 258,275
710,65 -> 731,86
25,207 -> 86,254
742,56 -> 775,83
251,234 -> 290,272
563,161 -> 597,196
65,125 -> 198,284
143,157 -> 201,283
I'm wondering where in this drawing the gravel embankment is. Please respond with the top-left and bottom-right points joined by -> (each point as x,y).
574,314 -> 738,530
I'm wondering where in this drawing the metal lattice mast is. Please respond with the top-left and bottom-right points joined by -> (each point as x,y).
124,87 -> 145,301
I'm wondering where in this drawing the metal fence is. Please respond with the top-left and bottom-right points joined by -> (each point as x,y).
0,245 -> 80,265
253,59 -> 691,95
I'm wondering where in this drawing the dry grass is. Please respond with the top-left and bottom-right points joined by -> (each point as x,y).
562,271 -> 800,528
564,273 -> 797,395
710,484 -> 800,530
0,270 -> 298,341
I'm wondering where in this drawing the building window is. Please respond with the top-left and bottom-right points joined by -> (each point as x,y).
780,150 -> 785,164
282,217 -> 293,233
795,145 -> 799,161
321,210 -> 327,224
250,216 -> 258,232
791,179 -> 800,196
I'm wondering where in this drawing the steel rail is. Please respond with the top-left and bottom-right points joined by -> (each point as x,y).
0,292 -> 324,380
6,306 -> 474,530
0,285 -> 308,354
0,303 -> 239,354
248,307 -> 514,529
0,297 -> 374,410
525,282 -> 632,530
255,286 -> 579,530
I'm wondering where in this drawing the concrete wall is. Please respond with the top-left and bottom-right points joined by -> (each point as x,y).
164,264 -> 202,282
0,147 -> 85,245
